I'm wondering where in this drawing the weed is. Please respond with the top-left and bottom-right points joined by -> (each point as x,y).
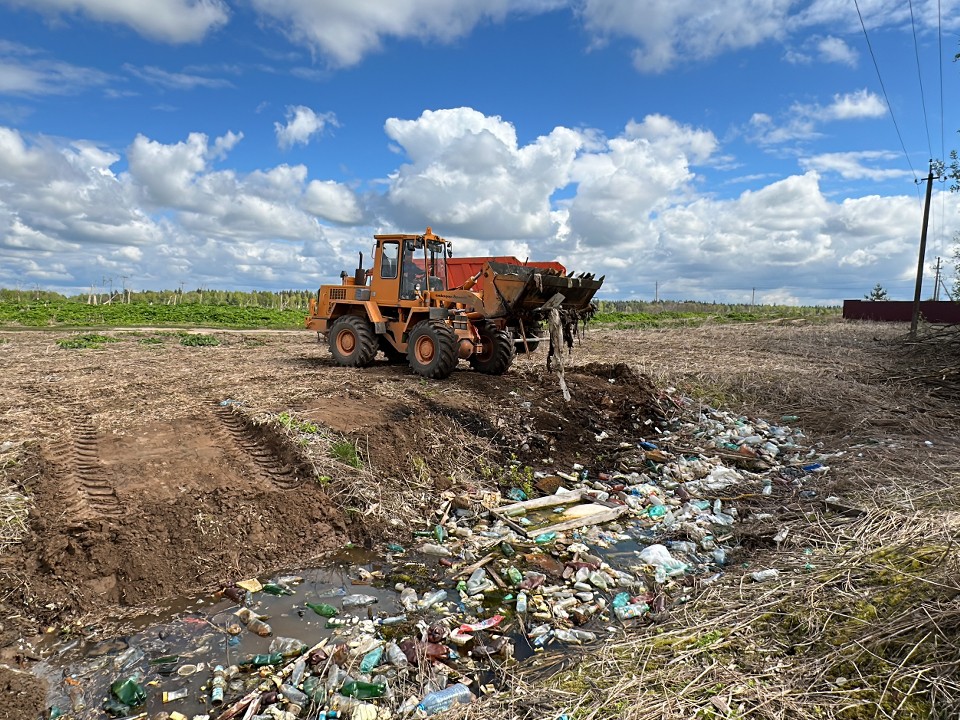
277,411 -> 320,434
179,334 -> 220,347
138,336 -> 164,345
57,334 -> 121,349
331,439 -> 362,469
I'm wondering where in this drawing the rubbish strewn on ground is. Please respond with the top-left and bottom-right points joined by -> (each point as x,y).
38,391 -> 847,720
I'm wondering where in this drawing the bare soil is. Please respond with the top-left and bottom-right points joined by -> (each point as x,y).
0,320 -> 956,719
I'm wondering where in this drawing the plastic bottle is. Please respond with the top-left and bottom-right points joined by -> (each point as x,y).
417,683 -> 475,715
534,532 -> 557,544
515,592 -> 527,615
246,652 -> 283,667
302,676 -> 327,703
762,478 -> 772,496
466,568 -> 493,595
269,637 -> 308,656
289,657 -> 306,686
67,684 -> 86,714
247,617 -> 272,637
305,602 -> 339,617
342,594 -> 378,608
384,641 -> 409,668
421,543 -> 452,557
614,603 -> 649,620
339,681 -> 386,699
359,645 -> 383,673
458,614 -> 504,633
418,589 -> 447,608
281,683 -> 309,706
210,665 -> 227,706
399,587 -> 418,610
751,569 -> 779,582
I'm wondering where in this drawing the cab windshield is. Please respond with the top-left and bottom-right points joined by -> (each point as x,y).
400,238 -> 448,299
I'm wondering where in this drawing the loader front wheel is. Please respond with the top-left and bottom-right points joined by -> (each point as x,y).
329,315 -> 378,367
407,321 -> 458,379
470,324 -> 516,375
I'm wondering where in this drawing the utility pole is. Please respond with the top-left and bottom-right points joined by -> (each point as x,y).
932,257 -> 942,301
910,162 -> 938,339
751,288 -> 756,307
654,281 -> 659,302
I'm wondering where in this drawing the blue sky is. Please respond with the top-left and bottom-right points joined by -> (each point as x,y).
1,0 -> 959,305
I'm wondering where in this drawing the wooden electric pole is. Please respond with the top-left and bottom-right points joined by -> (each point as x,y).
910,162 -> 937,339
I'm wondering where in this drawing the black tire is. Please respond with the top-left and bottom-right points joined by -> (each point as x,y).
328,315 -> 378,367
470,324 -> 516,375
379,336 -> 407,364
407,321 -> 458,379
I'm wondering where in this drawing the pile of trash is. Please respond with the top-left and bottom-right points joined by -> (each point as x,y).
45,395 -> 841,720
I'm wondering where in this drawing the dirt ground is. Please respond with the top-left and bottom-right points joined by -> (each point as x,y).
0,319 -> 956,719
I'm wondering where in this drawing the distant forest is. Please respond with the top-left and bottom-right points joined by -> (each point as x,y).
0,287 -> 314,310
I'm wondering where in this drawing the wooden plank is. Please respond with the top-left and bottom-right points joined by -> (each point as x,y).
495,488 -> 585,516
526,506 -> 627,538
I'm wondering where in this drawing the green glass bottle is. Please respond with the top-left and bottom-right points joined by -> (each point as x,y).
305,601 -> 339,617
262,583 -> 293,596
339,680 -> 386,699
110,672 -> 146,707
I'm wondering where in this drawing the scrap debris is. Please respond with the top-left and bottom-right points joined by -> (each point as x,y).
38,388 -> 848,720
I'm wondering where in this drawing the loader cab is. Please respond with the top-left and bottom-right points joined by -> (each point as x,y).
371,233 -> 451,303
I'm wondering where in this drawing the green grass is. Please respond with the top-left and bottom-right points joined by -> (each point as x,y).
56,333 -> 123,349
331,440 -> 362,469
0,300 -> 305,329
592,304 -> 840,329
179,334 -> 220,347
277,411 -> 320,434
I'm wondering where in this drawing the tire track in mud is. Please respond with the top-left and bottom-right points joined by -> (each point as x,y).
22,381 -> 122,519
69,413 -> 122,517
212,402 -> 306,490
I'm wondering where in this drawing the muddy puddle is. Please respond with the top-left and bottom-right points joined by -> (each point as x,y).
33,518 -> 729,719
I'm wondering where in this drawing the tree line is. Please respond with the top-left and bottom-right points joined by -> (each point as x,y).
0,287 -> 316,309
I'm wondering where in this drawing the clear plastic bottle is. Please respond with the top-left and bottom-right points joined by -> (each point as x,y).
417,684 -> 474,716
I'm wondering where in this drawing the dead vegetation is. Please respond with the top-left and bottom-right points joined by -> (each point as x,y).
0,320 -> 958,719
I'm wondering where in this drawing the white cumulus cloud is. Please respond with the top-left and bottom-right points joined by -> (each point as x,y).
247,0 -> 565,67
1,0 -> 229,43
274,106 -> 338,150
800,150 -> 914,180
381,107 -> 584,239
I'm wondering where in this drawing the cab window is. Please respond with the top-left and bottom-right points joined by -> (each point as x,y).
380,242 -> 399,279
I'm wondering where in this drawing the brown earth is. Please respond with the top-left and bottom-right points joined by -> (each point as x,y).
0,320 -> 956,719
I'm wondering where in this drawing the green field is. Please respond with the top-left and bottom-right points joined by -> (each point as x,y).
0,300 -> 306,329
0,292 -> 839,331
592,299 -> 840,328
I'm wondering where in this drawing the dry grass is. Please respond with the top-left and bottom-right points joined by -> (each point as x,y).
474,319 -> 960,720
0,445 -> 31,552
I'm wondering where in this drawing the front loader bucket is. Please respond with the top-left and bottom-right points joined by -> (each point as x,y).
479,261 -> 604,318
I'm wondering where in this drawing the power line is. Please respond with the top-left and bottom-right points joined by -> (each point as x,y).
938,0 -> 946,256
853,0 -> 919,183
909,0 -> 933,159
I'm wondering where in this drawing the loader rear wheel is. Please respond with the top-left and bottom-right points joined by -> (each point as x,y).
328,315 -> 378,367
470,324 -> 516,375
407,321 -> 458,379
